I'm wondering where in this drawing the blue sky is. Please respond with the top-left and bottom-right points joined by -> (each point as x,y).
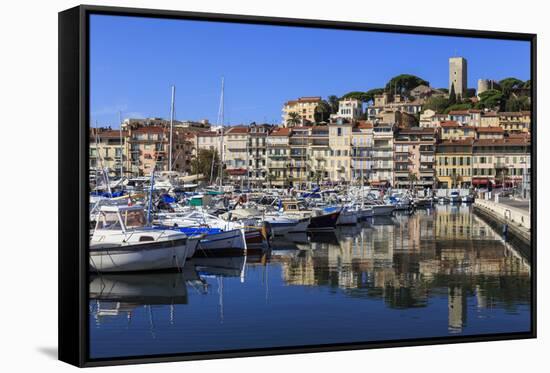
90,14 -> 531,127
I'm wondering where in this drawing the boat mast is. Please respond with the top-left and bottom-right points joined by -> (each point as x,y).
146,164 -> 155,225
217,77 -> 225,189
119,111 -> 123,179
169,85 -> 176,172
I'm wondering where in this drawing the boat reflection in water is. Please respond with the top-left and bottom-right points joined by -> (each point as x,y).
90,204 -> 531,359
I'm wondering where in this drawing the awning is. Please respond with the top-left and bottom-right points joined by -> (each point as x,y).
227,168 -> 247,176
472,178 -> 491,185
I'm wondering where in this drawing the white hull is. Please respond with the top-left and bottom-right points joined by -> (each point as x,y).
197,229 -> 244,251
266,216 -> 309,235
90,238 -> 196,272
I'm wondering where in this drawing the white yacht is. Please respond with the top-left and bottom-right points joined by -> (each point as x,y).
90,205 -> 200,272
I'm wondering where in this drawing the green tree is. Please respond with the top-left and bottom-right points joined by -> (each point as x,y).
341,88 -> 385,104
314,100 -> 332,123
328,95 -> 339,114
475,89 -> 504,110
448,84 -> 457,105
423,96 -> 450,113
385,74 -> 429,96
286,111 -> 302,127
443,103 -> 473,114
191,148 -> 220,183
499,77 -> 524,97
505,95 -> 530,112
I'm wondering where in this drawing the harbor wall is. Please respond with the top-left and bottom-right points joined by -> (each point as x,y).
474,198 -> 530,230
473,200 -> 531,259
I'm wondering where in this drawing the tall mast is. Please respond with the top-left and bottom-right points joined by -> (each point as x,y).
118,111 -> 123,178
168,85 -> 176,172
218,77 -> 225,188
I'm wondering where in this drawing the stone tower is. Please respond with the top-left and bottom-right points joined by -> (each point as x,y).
449,57 -> 467,100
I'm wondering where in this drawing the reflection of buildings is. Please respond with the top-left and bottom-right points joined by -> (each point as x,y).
275,204 -> 530,332
448,286 -> 467,333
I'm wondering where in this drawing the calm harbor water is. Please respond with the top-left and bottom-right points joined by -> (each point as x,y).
89,204 -> 531,359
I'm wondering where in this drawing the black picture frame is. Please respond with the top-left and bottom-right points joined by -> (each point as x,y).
59,4 -> 537,367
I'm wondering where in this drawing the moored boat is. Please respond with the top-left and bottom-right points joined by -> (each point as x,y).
90,205 -> 199,272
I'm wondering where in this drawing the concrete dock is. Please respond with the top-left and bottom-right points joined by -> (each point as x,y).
473,195 -> 531,255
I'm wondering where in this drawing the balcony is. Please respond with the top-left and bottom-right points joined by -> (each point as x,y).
371,151 -> 393,158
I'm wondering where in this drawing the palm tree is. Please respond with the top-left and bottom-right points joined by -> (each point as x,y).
286,112 -> 302,127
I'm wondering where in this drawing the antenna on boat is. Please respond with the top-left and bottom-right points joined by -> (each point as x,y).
169,85 -> 176,172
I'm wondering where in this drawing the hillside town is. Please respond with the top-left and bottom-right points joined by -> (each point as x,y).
90,56 -> 531,193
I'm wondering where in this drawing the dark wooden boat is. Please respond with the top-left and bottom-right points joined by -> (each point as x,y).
307,211 -> 340,232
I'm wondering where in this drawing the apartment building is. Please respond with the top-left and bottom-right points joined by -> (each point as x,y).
282,96 -> 322,126
266,127 -> 291,187
224,126 -> 249,183
371,123 -> 395,186
125,125 -> 195,176
247,124 -> 271,187
331,98 -> 363,121
351,122 -> 373,182
393,127 -> 436,190
439,121 -> 476,140
448,110 -> 481,127
435,139 -> 474,188
288,126 -> 310,186
367,93 -> 423,121
498,112 -> 531,133
475,127 -> 504,140
196,131 -> 222,155
472,138 -> 531,189
328,122 -> 353,182
480,111 -> 500,127
309,125 -> 330,182
90,128 -> 128,178
127,126 -> 168,176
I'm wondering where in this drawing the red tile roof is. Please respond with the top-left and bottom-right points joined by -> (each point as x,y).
440,121 -> 461,128
439,138 -> 475,146
91,130 -> 128,139
476,127 -> 504,133
285,96 -> 322,106
270,127 -> 291,136
474,138 -> 530,146
225,126 -> 249,134
132,126 -> 165,134
197,131 -> 220,137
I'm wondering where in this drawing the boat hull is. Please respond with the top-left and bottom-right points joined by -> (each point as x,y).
268,218 -> 309,235
337,210 -> 358,225
89,238 -> 192,272
194,229 -> 245,257
308,211 -> 340,231
371,205 -> 394,216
